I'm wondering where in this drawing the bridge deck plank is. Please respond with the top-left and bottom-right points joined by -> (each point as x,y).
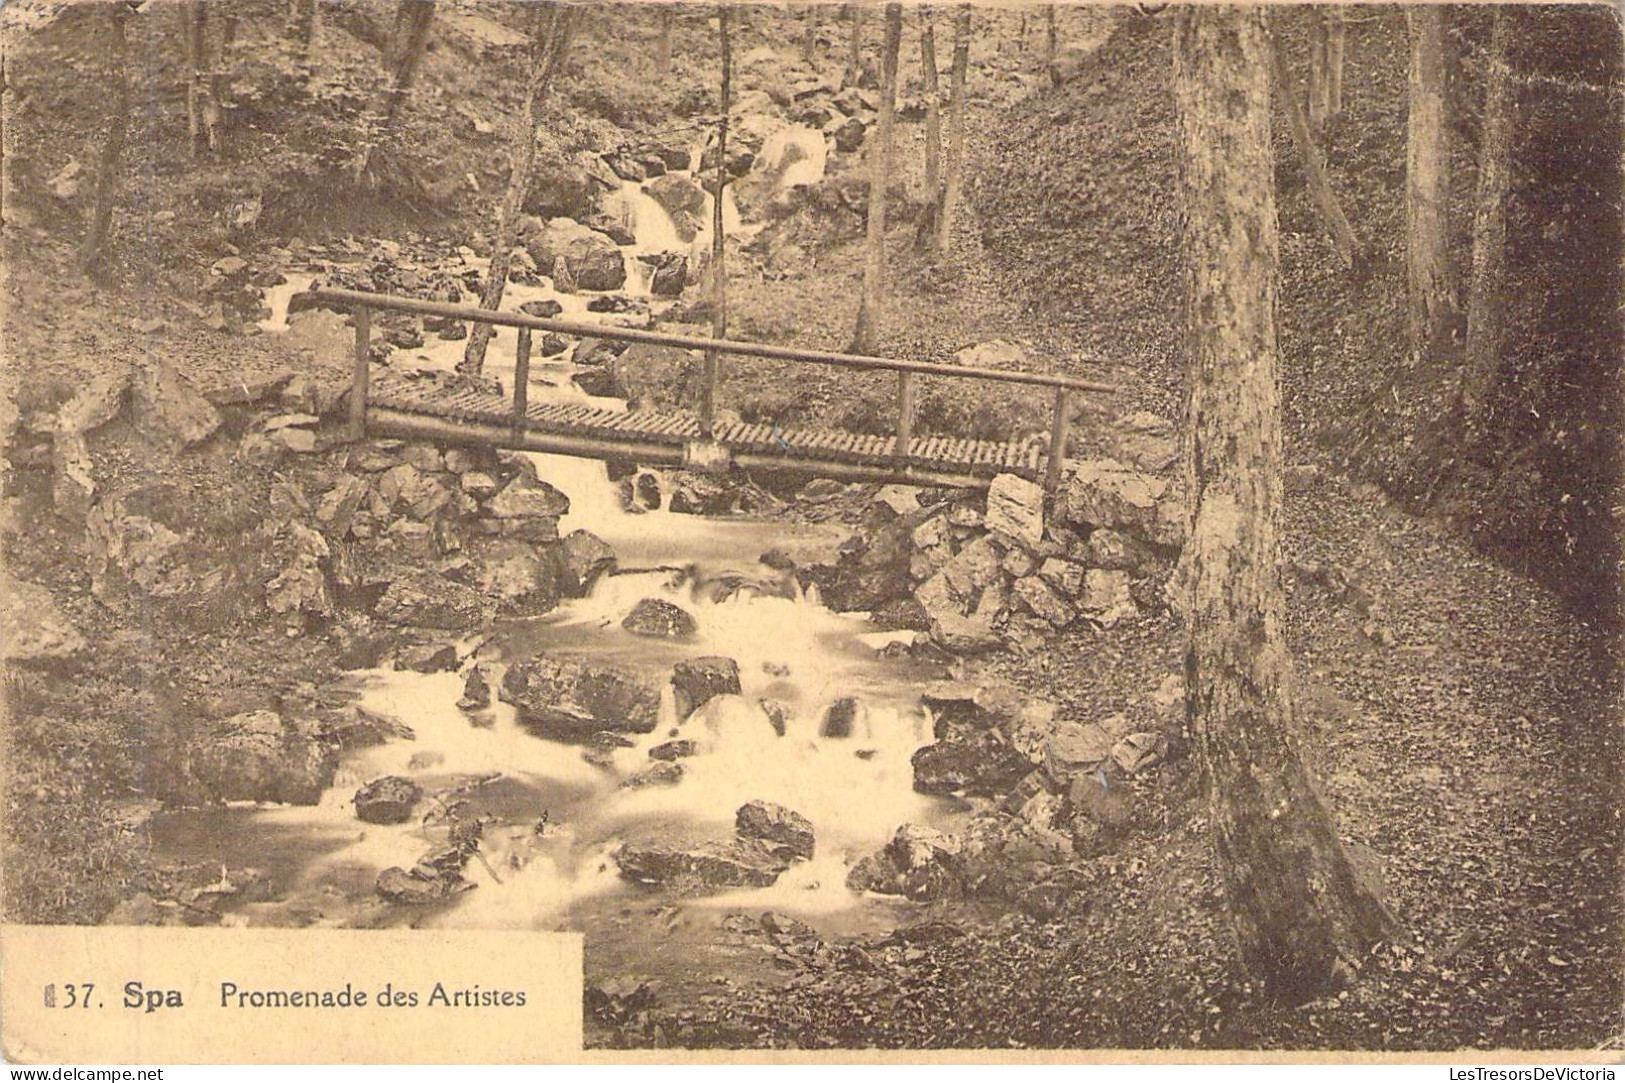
364,371 -> 1042,480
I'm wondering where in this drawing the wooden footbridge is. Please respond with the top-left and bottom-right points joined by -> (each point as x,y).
314,288 -> 1115,490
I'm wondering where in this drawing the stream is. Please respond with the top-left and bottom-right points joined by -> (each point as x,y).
154,130 -> 961,997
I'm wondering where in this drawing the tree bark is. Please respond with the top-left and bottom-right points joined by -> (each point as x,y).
458,3 -> 577,376
700,4 -> 731,435
1405,5 -> 1458,367
1462,7 -> 1515,428
918,7 -> 942,249
1172,4 -> 1391,1003
844,3 -> 863,88
851,2 -> 901,354
78,2 -> 132,279
352,0 -> 438,183
1269,30 -> 1360,270
935,4 -> 970,254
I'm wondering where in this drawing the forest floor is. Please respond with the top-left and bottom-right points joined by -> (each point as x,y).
2,2 -> 1619,1053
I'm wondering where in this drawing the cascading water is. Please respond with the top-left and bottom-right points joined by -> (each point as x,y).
257,271 -> 320,333
189,137 -> 948,946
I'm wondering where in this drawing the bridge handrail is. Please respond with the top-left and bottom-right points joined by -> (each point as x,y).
306,288 -> 1118,394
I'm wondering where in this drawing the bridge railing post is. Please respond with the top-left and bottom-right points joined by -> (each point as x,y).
699,347 -> 719,439
348,305 -> 371,442
1045,387 -> 1070,491
511,326 -> 531,443
894,370 -> 916,469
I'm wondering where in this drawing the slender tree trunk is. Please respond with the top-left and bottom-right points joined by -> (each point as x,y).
352,0 -> 438,183
656,8 -> 674,75
204,10 -> 237,154
1462,7 -> 1515,427
458,4 -> 577,376
935,3 -> 970,253
1405,5 -> 1458,367
1269,30 -> 1360,270
78,3 -> 131,279
851,2 -> 901,354
918,7 -> 942,249
1173,4 -> 1392,1003
700,4 -> 731,435
1044,4 -> 1057,71
182,1 -> 208,160
1325,7 -> 1346,129
1307,8 -> 1328,147
801,3 -> 817,63
288,0 -> 321,87
844,3 -> 863,88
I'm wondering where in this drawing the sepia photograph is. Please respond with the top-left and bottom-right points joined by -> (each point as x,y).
0,0 -> 1620,1062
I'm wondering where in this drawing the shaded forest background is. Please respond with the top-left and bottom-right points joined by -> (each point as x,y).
4,1 -> 1621,616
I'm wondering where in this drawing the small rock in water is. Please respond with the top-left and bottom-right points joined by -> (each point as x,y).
820,696 -> 863,739
519,299 -> 563,319
396,641 -> 459,674
622,597 -> 698,639
649,739 -> 698,761
620,761 -> 685,789
758,698 -> 792,737
458,665 -> 492,711
354,776 -> 423,824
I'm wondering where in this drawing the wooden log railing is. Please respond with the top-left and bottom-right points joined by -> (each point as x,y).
311,288 -> 1117,490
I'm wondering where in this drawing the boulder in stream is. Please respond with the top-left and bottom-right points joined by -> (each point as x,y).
354,775 -> 422,824
819,696 -> 864,739
621,597 -> 698,639
500,656 -> 664,739
184,710 -> 338,806
735,800 -> 814,860
911,732 -> 1036,797
671,656 -> 742,721
615,834 -> 791,893
846,824 -> 962,902
458,665 -> 492,711
521,217 -> 626,292
558,529 -> 616,597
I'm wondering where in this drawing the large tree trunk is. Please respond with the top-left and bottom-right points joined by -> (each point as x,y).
1172,4 -> 1391,1002
1269,29 -> 1360,270
78,3 -> 132,279
1462,7 -> 1515,428
458,3 -> 577,376
917,7 -> 942,250
352,0 -> 438,183
935,4 -> 970,253
700,4 -> 731,435
850,2 -> 901,354
1405,5 -> 1458,367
